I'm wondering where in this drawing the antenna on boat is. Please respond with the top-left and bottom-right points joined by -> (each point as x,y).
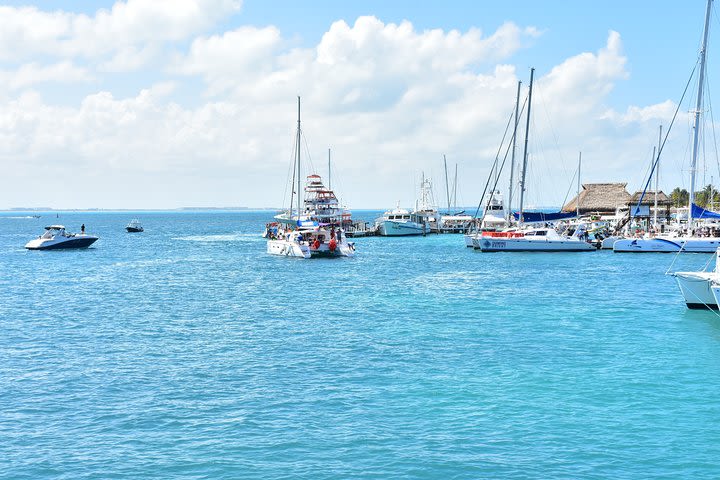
688,0 -> 713,227
518,67 -> 535,226
508,80 -> 521,222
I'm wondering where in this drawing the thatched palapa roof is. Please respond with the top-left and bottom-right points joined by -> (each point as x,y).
562,183 -> 632,214
628,191 -> 671,206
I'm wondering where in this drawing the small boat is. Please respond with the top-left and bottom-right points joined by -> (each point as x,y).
25,225 -> 98,250
126,219 -> 144,232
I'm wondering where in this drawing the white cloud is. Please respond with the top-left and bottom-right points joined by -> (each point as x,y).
0,13 -> 693,209
0,0 -> 242,69
0,62 -> 93,91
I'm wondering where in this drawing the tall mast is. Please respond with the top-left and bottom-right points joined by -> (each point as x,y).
328,148 -> 331,190
518,68 -> 535,226
576,151 -> 582,218
453,163 -> 458,211
443,154 -> 451,213
508,80 -> 521,222
296,96 -> 302,219
689,0 -> 713,226
654,124 -> 662,228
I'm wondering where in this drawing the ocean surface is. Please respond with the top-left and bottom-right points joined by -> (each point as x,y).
2,210 -> 720,479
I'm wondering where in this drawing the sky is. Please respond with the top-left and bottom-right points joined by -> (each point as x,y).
0,0 -> 719,209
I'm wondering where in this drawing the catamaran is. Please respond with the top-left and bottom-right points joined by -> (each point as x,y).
475,68 -> 594,252
615,0 -> 718,253
266,98 -> 355,259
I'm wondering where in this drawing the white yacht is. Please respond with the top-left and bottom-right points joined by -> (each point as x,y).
473,225 -> 596,252
464,190 -> 507,247
25,225 -> 98,250
375,204 -> 428,236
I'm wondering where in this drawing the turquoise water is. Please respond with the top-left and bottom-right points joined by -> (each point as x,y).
2,211 -> 720,479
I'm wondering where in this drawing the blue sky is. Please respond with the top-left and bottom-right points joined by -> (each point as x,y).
0,0 -> 717,209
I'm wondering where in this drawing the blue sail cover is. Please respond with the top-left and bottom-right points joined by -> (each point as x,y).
691,203 -> 720,220
511,211 -> 577,223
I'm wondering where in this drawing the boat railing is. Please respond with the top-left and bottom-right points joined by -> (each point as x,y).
481,231 -> 524,238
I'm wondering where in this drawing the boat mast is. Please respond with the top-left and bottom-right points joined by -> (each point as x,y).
518,68 -> 535,226
508,80 -> 521,222
576,151 -> 582,218
453,164 -> 458,212
689,0 -> 713,227
654,124 -> 662,228
444,154 -> 451,213
328,148 -> 331,190
296,96 -> 302,219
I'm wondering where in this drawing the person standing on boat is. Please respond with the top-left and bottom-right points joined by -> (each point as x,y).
81,224 -> 85,234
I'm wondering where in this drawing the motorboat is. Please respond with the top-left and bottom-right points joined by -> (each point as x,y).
126,219 -> 144,232
474,225 -> 596,252
375,205 -> 428,236
672,247 -> 720,309
25,225 -> 98,250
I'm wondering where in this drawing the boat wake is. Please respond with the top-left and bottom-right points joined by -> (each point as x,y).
172,233 -> 249,243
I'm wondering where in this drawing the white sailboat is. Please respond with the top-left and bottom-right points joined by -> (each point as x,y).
266,97 -> 354,259
615,0 -> 717,253
475,68 -> 595,253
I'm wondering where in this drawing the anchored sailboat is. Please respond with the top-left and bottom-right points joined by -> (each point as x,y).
615,0 -> 720,253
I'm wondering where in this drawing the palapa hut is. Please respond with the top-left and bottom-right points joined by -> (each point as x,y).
562,183 -> 632,215
627,190 -> 672,219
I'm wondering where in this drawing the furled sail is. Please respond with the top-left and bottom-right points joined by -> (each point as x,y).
691,203 -> 720,220
511,211 -> 577,223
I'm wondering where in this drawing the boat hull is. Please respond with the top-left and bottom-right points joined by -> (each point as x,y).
674,272 -> 718,309
464,234 -> 475,247
377,220 -> 426,236
267,240 -> 311,259
126,227 -> 143,233
474,236 -> 596,252
25,236 -> 98,250
614,237 -> 720,253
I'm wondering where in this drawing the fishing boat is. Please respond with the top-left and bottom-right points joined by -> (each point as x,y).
475,68 -> 593,252
126,219 -> 144,232
266,97 -> 355,259
615,0 -> 718,253
25,225 -> 98,250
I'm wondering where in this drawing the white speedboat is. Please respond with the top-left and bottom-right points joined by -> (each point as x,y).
672,247 -> 720,309
375,205 -> 428,236
25,225 -> 98,250
474,225 -> 596,252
